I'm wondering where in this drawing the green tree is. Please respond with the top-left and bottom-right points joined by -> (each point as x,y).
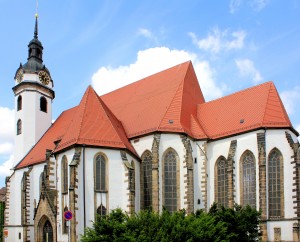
81,204 -> 261,242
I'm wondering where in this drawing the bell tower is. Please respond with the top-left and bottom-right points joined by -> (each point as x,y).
13,14 -> 55,164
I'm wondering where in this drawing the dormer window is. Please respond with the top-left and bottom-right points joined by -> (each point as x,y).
40,96 -> 47,113
17,95 -> 22,111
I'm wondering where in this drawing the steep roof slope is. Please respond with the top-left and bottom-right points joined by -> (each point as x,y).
101,61 -> 207,138
55,86 -> 137,155
197,81 -> 293,139
16,107 -> 77,169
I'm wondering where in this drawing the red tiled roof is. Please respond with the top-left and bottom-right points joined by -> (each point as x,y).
197,81 -> 292,139
15,62 -> 294,169
55,86 -> 137,155
16,107 -> 77,169
101,61 -> 206,138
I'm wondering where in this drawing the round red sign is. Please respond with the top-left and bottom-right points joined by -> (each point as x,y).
64,210 -> 73,221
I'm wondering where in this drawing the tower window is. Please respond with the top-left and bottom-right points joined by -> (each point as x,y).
40,96 -> 47,113
17,119 -> 22,135
17,95 -> 22,111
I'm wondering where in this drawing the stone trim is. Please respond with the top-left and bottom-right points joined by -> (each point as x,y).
257,132 -> 267,241
198,142 -> 208,211
181,135 -> 194,213
151,133 -> 161,212
227,140 -> 237,208
120,151 -> 135,215
285,131 -> 300,217
4,176 -> 11,226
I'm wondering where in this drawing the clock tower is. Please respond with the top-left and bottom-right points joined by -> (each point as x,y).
13,14 -> 55,164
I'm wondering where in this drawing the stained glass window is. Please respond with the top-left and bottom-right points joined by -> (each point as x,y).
216,157 -> 228,207
164,150 -> 178,212
268,149 -> 283,218
95,154 -> 106,191
241,151 -> 256,208
142,151 -> 152,209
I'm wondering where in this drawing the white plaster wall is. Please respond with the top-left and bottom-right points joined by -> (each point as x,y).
5,227 -> 23,242
55,148 -> 74,242
14,90 -> 52,164
131,135 -> 154,156
194,141 -> 206,211
267,220 -> 296,241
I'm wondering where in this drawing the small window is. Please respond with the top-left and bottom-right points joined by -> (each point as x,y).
17,95 -> 22,111
40,96 -> 47,113
17,119 -> 22,135
95,154 -> 106,191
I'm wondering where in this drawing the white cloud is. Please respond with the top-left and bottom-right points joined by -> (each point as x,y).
235,59 -> 263,83
0,155 -> 14,177
0,107 -> 14,150
250,0 -> 270,11
280,87 -> 300,115
91,46 -> 224,101
229,0 -> 242,13
137,28 -> 153,39
190,28 -> 246,54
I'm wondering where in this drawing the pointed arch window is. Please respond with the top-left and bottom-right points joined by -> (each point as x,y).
17,119 -> 22,135
240,151 -> 256,208
95,154 -> 107,192
17,95 -> 22,111
268,148 -> 284,218
163,149 -> 179,212
215,156 -> 228,207
141,151 -> 152,210
40,96 -> 47,113
61,156 -> 68,194
97,204 -> 107,220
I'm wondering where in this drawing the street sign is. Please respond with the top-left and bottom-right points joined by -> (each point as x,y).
64,210 -> 73,221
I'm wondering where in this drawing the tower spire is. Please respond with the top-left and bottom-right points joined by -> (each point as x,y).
34,13 -> 38,39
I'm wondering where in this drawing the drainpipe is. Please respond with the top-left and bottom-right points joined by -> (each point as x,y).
82,144 -> 86,232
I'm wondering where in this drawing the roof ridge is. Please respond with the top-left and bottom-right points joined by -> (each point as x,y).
202,81 -> 273,106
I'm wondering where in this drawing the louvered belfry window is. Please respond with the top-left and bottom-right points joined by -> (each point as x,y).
268,149 -> 283,218
216,157 -> 228,207
241,151 -> 256,208
95,154 -> 106,191
163,150 -> 178,212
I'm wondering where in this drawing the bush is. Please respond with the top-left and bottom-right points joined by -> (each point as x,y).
81,204 -> 261,242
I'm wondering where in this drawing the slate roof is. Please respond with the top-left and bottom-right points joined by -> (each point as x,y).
15,61 -> 295,169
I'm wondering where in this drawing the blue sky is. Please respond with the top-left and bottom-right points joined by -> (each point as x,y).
0,0 -> 300,187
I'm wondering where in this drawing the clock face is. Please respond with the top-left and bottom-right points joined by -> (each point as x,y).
38,71 -> 50,85
16,69 -> 24,83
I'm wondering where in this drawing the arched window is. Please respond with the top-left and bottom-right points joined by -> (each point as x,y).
97,204 -> 107,219
268,148 -> 284,218
141,151 -> 152,210
163,149 -> 179,212
61,156 -> 68,194
17,119 -> 22,135
215,156 -> 228,207
17,95 -> 22,111
240,151 -> 256,208
40,96 -> 47,113
39,172 -> 44,194
95,154 -> 106,191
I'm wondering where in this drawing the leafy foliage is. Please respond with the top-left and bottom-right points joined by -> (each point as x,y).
81,204 -> 261,242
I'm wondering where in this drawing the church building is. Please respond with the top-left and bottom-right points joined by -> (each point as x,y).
4,15 -> 300,242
